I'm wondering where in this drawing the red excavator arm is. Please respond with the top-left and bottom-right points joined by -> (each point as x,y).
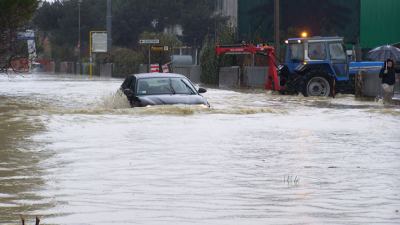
215,44 -> 280,91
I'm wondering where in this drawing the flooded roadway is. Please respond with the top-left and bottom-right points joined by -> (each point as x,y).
0,73 -> 399,225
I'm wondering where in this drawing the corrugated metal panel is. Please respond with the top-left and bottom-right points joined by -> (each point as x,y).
361,0 -> 400,48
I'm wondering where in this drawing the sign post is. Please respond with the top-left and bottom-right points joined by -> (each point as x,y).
17,30 -> 36,71
89,31 -> 108,78
139,39 -> 160,72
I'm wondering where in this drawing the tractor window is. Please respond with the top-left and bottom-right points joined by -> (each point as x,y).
308,42 -> 326,60
289,43 -> 304,61
329,42 -> 346,60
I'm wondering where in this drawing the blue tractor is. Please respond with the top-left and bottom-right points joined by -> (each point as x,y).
279,36 -> 383,96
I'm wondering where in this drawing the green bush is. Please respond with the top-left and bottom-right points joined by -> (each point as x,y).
200,25 -> 236,85
200,38 -> 219,85
109,47 -> 145,77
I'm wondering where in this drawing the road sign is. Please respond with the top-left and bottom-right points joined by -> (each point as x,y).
139,39 -> 160,44
91,32 -> 107,53
162,64 -> 169,73
151,46 -> 169,52
17,30 -> 35,40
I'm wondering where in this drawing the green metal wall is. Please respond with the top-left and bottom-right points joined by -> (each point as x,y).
238,0 -> 273,41
361,0 -> 400,48
238,0 -> 359,43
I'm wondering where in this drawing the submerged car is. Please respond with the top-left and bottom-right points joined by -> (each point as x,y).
120,73 -> 209,107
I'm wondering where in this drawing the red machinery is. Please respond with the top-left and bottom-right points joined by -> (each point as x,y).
215,44 -> 280,91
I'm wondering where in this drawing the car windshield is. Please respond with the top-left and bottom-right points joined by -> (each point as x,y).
136,77 -> 196,95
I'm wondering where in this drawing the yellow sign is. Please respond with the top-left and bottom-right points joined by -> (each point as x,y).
151,46 -> 169,52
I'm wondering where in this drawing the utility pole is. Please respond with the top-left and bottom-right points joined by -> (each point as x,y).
106,0 -> 112,51
78,0 -> 82,69
274,0 -> 280,59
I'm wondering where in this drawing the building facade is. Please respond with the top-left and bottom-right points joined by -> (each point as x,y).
216,0 -> 238,28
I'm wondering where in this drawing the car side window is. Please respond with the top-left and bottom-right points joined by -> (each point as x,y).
308,42 -> 326,60
137,79 -> 150,94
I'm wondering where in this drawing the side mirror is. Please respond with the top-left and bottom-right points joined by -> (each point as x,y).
198,87 -> 207,94
123,88 -> 134,97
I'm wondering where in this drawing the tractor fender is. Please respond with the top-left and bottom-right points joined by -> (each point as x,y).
295,63 -> 335,77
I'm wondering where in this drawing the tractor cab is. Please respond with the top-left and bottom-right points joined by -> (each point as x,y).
284,37 -> 348,81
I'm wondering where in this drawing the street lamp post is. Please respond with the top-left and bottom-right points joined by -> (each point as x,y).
274,0 -> 280,60
106,0 -> 112,51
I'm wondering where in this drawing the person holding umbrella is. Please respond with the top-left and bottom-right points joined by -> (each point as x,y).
379,59 -> 396,103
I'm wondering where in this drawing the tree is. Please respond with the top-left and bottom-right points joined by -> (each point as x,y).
180,0 -> 226,45
0,0 -> 38,65
34,0 -> 106,61
0,0 -> 38,31
33,0 -> 227,61
200,24 -> 235,85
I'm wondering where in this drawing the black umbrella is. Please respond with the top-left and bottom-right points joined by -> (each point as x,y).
367,45 -> 400,62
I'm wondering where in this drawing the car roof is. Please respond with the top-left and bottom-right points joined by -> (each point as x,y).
129,73 -> 187,79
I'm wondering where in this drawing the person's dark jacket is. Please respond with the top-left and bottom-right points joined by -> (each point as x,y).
379,67 -> 396,85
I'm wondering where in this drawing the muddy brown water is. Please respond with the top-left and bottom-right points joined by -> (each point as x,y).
0,73 -> 399,225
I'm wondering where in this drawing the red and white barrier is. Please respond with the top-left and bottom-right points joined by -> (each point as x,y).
150,64 -> 159,73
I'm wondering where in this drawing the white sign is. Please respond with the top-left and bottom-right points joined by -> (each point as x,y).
92,32 -> 108,53
17,30 -> 35,40
139,39 -> 160,44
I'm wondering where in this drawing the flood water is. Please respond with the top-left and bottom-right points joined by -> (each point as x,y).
0,73 -> 399,225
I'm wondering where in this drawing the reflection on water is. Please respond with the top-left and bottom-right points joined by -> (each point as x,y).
0,74 -> 399,225
0,96 -> 55,223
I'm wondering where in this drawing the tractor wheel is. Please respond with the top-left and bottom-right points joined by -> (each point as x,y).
302,72 -> 332,97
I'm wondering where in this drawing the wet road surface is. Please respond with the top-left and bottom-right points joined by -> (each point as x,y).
0,73 -> 399,225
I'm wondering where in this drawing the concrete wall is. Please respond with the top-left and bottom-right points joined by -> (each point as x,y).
359,72 -> 400,97
361,71 -> 381,97
243,66 -> 268,88
172,65 -> 201,83
219,66 -> 240,88
395,74 -> 400,94
218,66 -> 268,89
